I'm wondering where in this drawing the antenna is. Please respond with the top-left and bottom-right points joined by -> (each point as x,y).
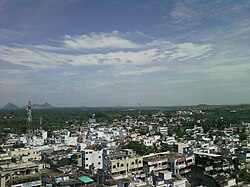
27,100 -> 33,135
138,102 -> 141,118
39,116 -> 43,130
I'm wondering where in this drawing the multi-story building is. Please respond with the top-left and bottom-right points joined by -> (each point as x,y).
194,152 -> 234,171
102,149 -> 144,180
0,162 -> 41,187
9,147 -> 41,162
71,152 -> 82,167
157,126 -> 168,135
152,170 -> 188,187
234,149 -> 250,163
191,165 -> 237,187
82,149 -> 103,173
143,152 -> 195,175
0,152 -> 12,167
173,142 -> 191,155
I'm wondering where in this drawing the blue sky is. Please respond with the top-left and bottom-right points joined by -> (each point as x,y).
0,0 -> 250,107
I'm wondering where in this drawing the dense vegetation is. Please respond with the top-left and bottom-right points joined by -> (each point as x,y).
0,107 -> 159,143
0,104 -> 250,143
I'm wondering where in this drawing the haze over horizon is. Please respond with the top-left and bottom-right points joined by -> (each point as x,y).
0,0 -> 250,107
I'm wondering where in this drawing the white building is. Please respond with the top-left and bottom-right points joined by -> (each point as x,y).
82,149 -> 103,172
157,126 -> 168,135
61,136 -> 78,146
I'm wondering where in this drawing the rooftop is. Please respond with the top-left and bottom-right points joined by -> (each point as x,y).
143,152 -> 185,162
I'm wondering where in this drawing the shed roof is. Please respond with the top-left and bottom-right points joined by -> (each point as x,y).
78,176 -> 94,183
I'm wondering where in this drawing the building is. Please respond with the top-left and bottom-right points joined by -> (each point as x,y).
0,151 -> 12,167
157,126 -> 168,135
191,165 -> 237,187
143,152 -> 195,175
0,162 -> 41,187
153,170 -> 188,187
41,169 -> 96,187
102,149 -> 144,180
194,152 -> 234,172
9,147 -> 41,162
82,149 -> 103,173
173,143 -> 191,154
71,152 -> 82,167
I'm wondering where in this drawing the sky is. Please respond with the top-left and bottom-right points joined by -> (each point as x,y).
0,0 -> 250,107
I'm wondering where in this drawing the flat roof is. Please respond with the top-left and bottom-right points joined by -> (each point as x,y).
11,173 -> 40,182
194,152 -> 221,157
0,162 -> 38,172
61,179 -> 83,185
143,152 -> 185,162
78,176 -> 94,183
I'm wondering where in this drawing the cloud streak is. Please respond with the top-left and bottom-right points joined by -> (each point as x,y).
0,31 -> 212,75
120,66 -> 169,75
63,31 -> 140,49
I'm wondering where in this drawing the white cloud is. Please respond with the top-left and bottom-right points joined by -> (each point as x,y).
168,43 -> 212,61
169,3 -> 196,23
63,31 -> 140,49
0,28 -> 23,39
59,71 -> 79,76
0,45 -> 63,69
120,66 -> 169,75
0,32 -> 212,72
0,32 -> 214,91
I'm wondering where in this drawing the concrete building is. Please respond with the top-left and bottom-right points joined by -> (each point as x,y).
194,152 -> 234,171
143,152 -> 195,175
152,170 -> 188,187
9,147 -> 41,162
71,152 -> 82,167
157,126 -> 168,135
82,149 -> 103,173
173,143 -> 191,154
0,152 -> 12,167
102,149 -> 144,180
0,162 -> 41,187
191,165 -> 237,187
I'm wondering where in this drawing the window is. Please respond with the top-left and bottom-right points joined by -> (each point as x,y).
138,160 -> 142,164
113,165 -> 116,169
86,164 -> 88,167
121,164 -> 124,167
86,152 -> 88,154
89,152 -> 92,154
98,162 -> 101,165
99,156 -> 101,158
86,158 -> 88,160
131,162 -> 135,165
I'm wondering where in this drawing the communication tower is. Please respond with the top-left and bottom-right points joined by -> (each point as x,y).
27,100 -> 33,134
39,116 -> 43,130
138,102 -> 141,117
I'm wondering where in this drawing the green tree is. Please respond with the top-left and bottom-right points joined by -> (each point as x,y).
123,141 -> 150,155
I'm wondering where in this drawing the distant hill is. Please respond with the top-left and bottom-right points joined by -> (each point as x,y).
33,103 -> 53,109
188,103 -> 250,111
188,104 -> 224,110
2,103 -> 20,110
22,103 -> 54,109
